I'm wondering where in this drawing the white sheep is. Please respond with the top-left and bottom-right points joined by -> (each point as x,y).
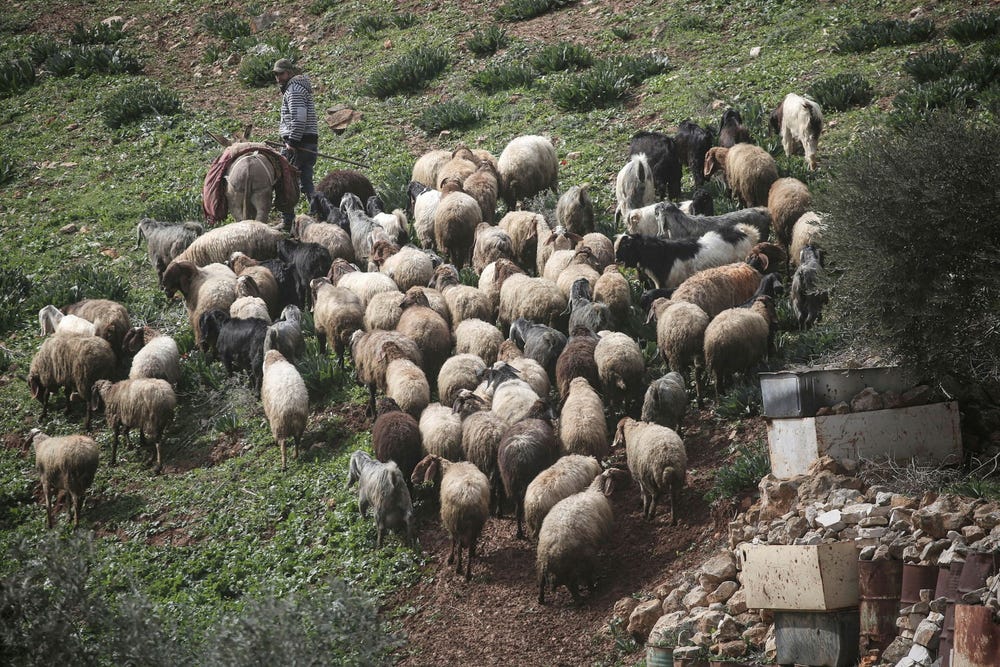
363,288 -> 405,332
429,264 -> 494,327
351,330 -> 424,416
61,299 -> 131,359
373,244 -> 435,293
434,177 -> 482,269
291,214 -> 355,264
170,220 -> 284,266
161,261 -> 237,346
494,260 -> 567,331
498,210 -> 546,270
261,349 -> 309,470
396,287 -> 453,378
497,135 -> 558,211
770,92 -> 823,170
704,144 -> 779,208
472,223 -> 514,275
226,252 -> 282,319
593,265 -> 632,328
28,334 -> 116,430
438,353 -> 488,409
594,331 -> 645,416
559,377 -> 608,460
464,161 -> 500,224
37,305 -> 96,337
788,211 -> 824,269
412,149 -> 452,188
348,450 -> 416,547
380,340 -> 430,419
670,261 -> 764,319
524,454 -> 602,540
329,258 -> 401,309
30,429 -> 99,529
124,326 -> 181,386
653,300 -> 710,406
495,342 -> 551,398
613,417 -> 686,523
614,153 -> 656,226
412,186 -> 442,250
454,318 -> 504,366
310,277 -> 364,367
91,378 -> 177,472
418,402 -> 464,461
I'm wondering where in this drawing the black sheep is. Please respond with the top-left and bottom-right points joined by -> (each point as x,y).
277,238 -> 333,309
628,130 -> 682,201
719,108 -> 753,148
197,309 -> 268,389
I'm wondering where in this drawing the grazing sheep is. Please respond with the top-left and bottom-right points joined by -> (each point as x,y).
490,373 -> 542,427
509,318 -> 567,384
537,224 -> 581,278
703,295 -> 778,397
198,309 -> 269,389
495,342 -> 551,398
348,450 -> 416,547
263,305 -> 305,363
91,378 -> 176,471
317,169 -> 376,207
551,246 -> 603,299
436,147 -> 478,189
559,378 -> 609,459
615,225 -> 759,290
494,259 -> 567,331
429,264 -> 493,326
767,177 -> 812,254
594,331 -> 645,417
704,144 -> 778,208
581,233 -> 615,271
123,327 -> 181,386
524,454 -> 602,540
472,223 -> 514,275
372,397 -> 423,484
536,467 -> 628,604
453,392 -> 507,514
362,291 -> 403,332
307,192 -> 351,230
411,454 -> 491,580
261,349 -> 309,470
770,93 -> 823,170
674,119 -> 714,188
229,290 -> 271,322
310,277 -> 364,367
411,184 -> 442,250
292,213 -> 355,265
498,211 -> 546,271
566,276 -> 612,338
670,258 -> 766,318
641,371 -> 688,434
380,340 -> 431,419
434,177 -> 482,269
27,334 -> 116,430
136,218 -> 204,284
30,430 -> 99,529
498,400 -> 559,538
170,220 -> 284,267
464,161 -> 500,224
227,251 -> 286,316
629,130 -> 682,201
327,258 -> 400,310
438,354 -> 487,409
497,135 -> 559,211
791,244 -> 828,331
396,287 -> 453,378
654,202 -> 772,243
788,211 -> 824,269
614,153 -> 656,227
351,330 -> 423,416
38,306 -> 96,337
653,300 -> 710,406
61,299 -> 131,359
419,402 -> 464,462
555,325 -> 601,402
369,242 -> 435,293
454,318 -> 504,366
718,108 -> 752,148
367,195 -> 410,247
593,266 -> 631,328
556,184 -> 594,236
613,417 -> 686,523
161,261 -> 238,346
412,149 -> 452,188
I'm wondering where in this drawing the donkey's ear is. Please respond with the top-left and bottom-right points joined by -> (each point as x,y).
208,130 -> 232,147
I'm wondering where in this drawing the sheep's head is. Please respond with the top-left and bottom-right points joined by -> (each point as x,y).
411,454 -> 443,486
508,318 -> 531,347
263,348 -> 287,369
347,450 -> 372,488
495,340 -> 523,363
611,417 -> 635,450
235,274 -> 261,298
340,192 -> 365,213
227,251 -> 256,274
596,467 -> 630,497
704,147 -> 728,178
369,239 -> 399,268
430,264 -> 460,290
525,399 -> 556,423
197,309 -> 230,353
122,326 -> 148,356
439,176 -> 464,195
492,259 -> 524,288
720,108 -> 743,130
310,277 -> 332,304
327,258 -> 358,283
88,379 -> 113,413
399,287 -> 429,310
160,260 -> 196,299
570,277 -> 592,302
748,242 -> 785,273
745,250 -> 770,274
376,396 -> 402,416
452,390 -> 488,417
280,305 -> 303,324
569,324 -> 597,339
485,361 -> 521,389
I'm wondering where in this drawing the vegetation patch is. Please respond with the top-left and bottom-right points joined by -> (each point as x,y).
705,439 -> 770,503
364,45 -> 450,98
467,25 -> 510,56
495,0 -> 573,23
947,11 -> 1000,44
904,47 -> 964,84
45,45 -> 143,78
551,55 -> 668,111
807,72 -> 873,112
200,11 -> 252,42
69,19 -> 126,46
835,18 -> 935,53
102,80 -> 183,129
416,99 -> 484,134
470,63 -> 535,94
531,41 -> 593,73
0,58 -> 35,98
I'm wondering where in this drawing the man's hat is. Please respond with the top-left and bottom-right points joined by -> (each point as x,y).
272,58 -> 300,74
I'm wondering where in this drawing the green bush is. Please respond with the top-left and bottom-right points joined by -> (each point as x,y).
550,56 -> 667,111
904,47 -> 964,84
45,45 -> 143,78
892,77 -> 978,120
705,439 -> 771,502
416,100 -> 483,134
0,58 -> 35,97
28,36 -> 60,65
200,11 -> 251,41
0,265 -> 31,333
238,52 -> 280,88
532,41 -> 593,72
713,378 -> 762,421
959,55 -> 1000,89
470,63 -> 535,93
496,0 -> 572,22
467,25 -> 510,56
351,15 -> 391,39
0,151 -> 16,185
818,113 -> 1000,385
102,80 -> 182,129
947,11 -> 1000,43
364,45 -> 450,98
31,264 -> 131,311
69,19 -> 126,45
611,26 -> 635,41
143,192 -> 204,223
807,72 -> 873,112
393,12 -> 418,29
835,18 -> 935,53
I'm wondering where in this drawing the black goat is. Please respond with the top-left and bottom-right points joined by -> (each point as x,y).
308,192 -> 350,232
615,225 -> 755,290
674,120 -> 714,188
277,238 -> 333,309
719,108 -> 752,148
509,318 -> 567,383
629,130 -> 682,201
198,309 -> 268,390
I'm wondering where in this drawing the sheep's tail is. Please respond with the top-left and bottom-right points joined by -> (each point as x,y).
734,223 -> 760,246
804,99 -> 823,136
135,222 -> 146,250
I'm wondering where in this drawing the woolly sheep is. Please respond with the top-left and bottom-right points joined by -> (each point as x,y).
494,260 -> 568,331
372,243 -> 435,293
554,246 -> 602,298
536,467 -> 628,604
770,93 -> 823,170
654,300 -> 710,406
523,454 -> 602,541
397,287 -> 453,378
593,265 -> 631,328
412,454 -> 491,580
348,450 -> 416,547
498,211 -> 546,271
614,153 -> 656,226
233,272 -> 278,320
28,334 -> 116,430
412,185 -> 442,250
227,252 -> 283,317
136,218 -> 204,284
123,327 -> 181,386
641,371 -> 688,434
161,261 -> 237,346
328,258 -> 400,309
91,378 -> 176,471
170,220 -> 283,267
316,169 -> 376,207
263,305 -> 305,364
495,341 -> 551,398
351,330 -> 423,416
791,244 -> 828,331
261,349 -> 309,470
472,223 -> 514,275
367,195 -> 410,247
418,403 -> 464,462
311,277 -> 364,366
412,149 -> 452,188
454,318 -> 504,366
364,290 -> 405,331
594,331 -> 645,416
497,135 -> 559,211
464,161 -> 500,224
703,295 -> 777,398
436,147 -> 478,189
537,224 -> 581,278
453,392 -> 507,515
614,417 -> 686,523
581,233 -> 614,271
498,400 -> 559,538
429,264 -> 493,326
704,144 -> 778,208
434,178 -> 482,269
670,259 -> 765,319
372,397 -> 423,484
556,184 -> 594,236
767,177 -> 812,253
61,299 -> 131,359
380,340 -> 431,419
555,325 -> 601,402
30,430 -> 99,529
788,211 -> 824,269
340,192 -> 383,266
291,213 -> 355,264
559,377 -> 609,460
438,353 -> 487,409
229,292 -> 270,322
38,306 -> 95,337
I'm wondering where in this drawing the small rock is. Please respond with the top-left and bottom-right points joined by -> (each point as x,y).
851,387 -> 884,412
716,638 -> 748,657
682,586 -> 710,610
613,596 -> 639,619
627,599 -> 664,641
699,551 -> 738,587
912,616 -> 941,649
749,46 -> 762,57
662,588 -> 687,613
60,223 -> 78,234
708,580 -> 739,604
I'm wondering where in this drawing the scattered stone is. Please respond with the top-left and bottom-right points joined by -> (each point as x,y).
627,599 -> 664,641
851,387 -> 884,412
613,597 -> 639,620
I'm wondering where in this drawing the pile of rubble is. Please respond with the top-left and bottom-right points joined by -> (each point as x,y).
612,456 -> 1000,665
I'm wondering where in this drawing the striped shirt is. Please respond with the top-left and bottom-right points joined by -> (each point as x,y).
279,74 -> 318,145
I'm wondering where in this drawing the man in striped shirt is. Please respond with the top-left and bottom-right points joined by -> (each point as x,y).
273,58 -> 318,227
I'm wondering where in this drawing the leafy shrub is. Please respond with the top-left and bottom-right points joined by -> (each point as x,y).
958,55 -> 1000,89
818,113 -> 1000,385
467,25 -> 510,56
892,77 -> 978,121
705,439 -> 771,502
470,63 -> 535,94
0,58 -> 35,97
143,192 -> 204,223
28,37 -> 60,65
364,45 -> 450,98
102,80 -> 182,129
351,15 -> 391,39
416,100 -> 483,134
496,0 -> 572,22
32,264 -> 131,310
374,163 -> 413,213
45,45 -> 143,78
0,150 -> 16,185
393,12 -> 418,29
298,348 -> 341,402
947,11 -> 1000,43
807,72 -> 873,112
0,265 -> 30,333
550,56 -> 667,111
835,18 -> 935,53
239,52 -> 280,88
69,19 -> 125,45
532,41 -> 593,72
201,11 -> 252,41
713,378 -> 762,421
904,47 -> 964,84
611,26 -> 635,41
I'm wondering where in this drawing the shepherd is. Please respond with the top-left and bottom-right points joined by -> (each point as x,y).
273,58 -> 318,228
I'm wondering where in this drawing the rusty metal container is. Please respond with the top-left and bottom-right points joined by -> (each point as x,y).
957,552 -> 998,597
858,558 -> 903,656
937,561 -> 966,601
953,604 -> 1000,667
774,609 -> 860,667
900,563 -> 939,607
938,561 -> 965,667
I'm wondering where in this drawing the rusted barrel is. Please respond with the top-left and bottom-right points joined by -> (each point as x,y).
953,604 -> 1000,667
900,563 -> 938,608
938,560 -> 965,667
859,558 -> 903,656
937,561 -> 966,600
957,552 -> 998,596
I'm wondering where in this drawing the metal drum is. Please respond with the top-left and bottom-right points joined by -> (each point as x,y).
900,563 -> 938,608
954,603 -> 1000,667
859,559 -> 903,657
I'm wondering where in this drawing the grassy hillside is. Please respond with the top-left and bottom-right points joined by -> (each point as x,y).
1,0 -> 998,663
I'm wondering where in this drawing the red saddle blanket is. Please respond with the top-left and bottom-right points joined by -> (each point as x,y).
202,142 -> 300,226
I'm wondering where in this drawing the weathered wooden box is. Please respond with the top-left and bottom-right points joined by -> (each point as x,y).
736,542 -> 859,611
766,401 -> 963,479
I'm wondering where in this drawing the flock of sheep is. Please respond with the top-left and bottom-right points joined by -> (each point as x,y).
25,90 -> 829,604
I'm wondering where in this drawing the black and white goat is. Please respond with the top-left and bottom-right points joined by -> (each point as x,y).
790,244 -> 828,330
628,131 -> 682,201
